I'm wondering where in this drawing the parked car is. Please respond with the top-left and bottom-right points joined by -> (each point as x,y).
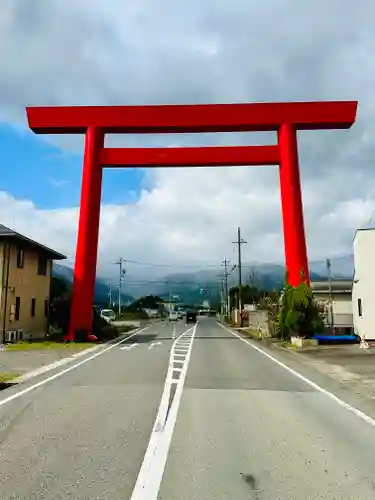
168,311 -> 179,321
100,309 -> 116,323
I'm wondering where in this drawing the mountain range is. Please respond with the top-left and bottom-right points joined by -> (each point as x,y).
52,263 -> 134,306
52,254 -> 354,305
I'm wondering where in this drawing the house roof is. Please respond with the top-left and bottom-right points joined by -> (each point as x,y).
0,224 -> 66,260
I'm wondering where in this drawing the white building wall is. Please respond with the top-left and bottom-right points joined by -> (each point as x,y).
352,229 -> 375,339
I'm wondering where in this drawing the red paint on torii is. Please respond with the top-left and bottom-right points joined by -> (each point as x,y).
26,101 -> 358,341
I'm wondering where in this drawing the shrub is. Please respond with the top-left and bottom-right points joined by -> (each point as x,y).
277,278 -> 324,340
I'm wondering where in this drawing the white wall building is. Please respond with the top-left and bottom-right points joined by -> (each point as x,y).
311,280 -> 353,332
352,228 -> 375,340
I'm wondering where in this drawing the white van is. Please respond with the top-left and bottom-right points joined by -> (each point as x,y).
168,311 -> 179,321
100,309 -> 116,323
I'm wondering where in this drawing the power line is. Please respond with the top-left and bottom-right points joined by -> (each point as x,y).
123,259 -> 220,269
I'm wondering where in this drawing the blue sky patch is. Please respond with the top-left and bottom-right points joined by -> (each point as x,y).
0,123 -> 145,209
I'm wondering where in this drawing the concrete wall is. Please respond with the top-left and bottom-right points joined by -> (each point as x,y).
248,310 -> 271,337
1,242 -> 52,339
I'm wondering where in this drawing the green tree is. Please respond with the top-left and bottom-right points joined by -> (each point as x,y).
229,285 -> 263,309
277,277 -> 324,340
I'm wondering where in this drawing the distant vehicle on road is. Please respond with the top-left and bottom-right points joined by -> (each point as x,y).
168,311 -> 179,321
186,311 -> 197,324
100,309 -> 116,323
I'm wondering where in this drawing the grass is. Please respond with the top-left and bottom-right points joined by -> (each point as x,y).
5,341 -> 95,352
0,372 -> 21,383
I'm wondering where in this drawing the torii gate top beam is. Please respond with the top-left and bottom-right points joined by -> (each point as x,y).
26,101 -> 357,135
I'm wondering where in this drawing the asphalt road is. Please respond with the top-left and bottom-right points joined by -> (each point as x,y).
2,318 -> 375,499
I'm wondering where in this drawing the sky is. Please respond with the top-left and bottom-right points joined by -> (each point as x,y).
1,0 -> 375,282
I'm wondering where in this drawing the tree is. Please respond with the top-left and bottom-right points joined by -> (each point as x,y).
48,276 -> 113,341
277,277 -> 324,340
229,285 -> 262,309
49,277 -> 72,335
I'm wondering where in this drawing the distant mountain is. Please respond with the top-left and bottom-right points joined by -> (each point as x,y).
52,263 -> 134,305
309,255 -> 354,279
52,254 -> 354,307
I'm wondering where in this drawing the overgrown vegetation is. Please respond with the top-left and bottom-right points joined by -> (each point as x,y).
277,277 -> 324,340
228,285 -> 279,310
48,276 -> 123,342
0,372 -> 21,383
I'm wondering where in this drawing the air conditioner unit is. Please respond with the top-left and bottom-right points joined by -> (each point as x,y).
5,330 -> 17,343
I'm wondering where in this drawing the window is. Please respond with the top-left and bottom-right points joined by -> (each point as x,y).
37,254 -> 48,275
16,247 -> 25,268
358,298 -> 362,317
15,296 -> 20,321
31,298 -> 36,317
44,298 -> 49,318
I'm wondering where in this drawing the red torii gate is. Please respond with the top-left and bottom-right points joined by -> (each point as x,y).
26,101 -> 357,341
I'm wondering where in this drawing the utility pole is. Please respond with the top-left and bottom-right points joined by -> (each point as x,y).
115,258 -> 126,316
108,283 -> 112,309
326,258 -> 334,333
233,226 -> 247,326
221,257 -> 230,317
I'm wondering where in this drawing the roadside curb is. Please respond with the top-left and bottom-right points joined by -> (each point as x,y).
10,330 -> 137,384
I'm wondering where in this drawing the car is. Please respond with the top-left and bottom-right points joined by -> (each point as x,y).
100,309 -> 116,323
186,310 -> 197,324
168,311 -> 179,321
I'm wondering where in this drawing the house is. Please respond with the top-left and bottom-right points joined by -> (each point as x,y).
352,228 -> 375,340
311,279 -> 353,333
0,224 -> 66,342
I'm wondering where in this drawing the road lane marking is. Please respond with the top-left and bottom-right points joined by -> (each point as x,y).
130,323 -> 197,500
218,322 -> 375,428
148,342 -> 162,350
0,326 -> 150,408
120,342 -> 138,351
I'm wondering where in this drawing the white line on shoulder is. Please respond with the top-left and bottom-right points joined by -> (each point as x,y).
0,326 -> 150,408
218,322 -> 375,428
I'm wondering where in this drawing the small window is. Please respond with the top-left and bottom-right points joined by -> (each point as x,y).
358,298 -> 362,317
17,247 -> 25,268
44,298 -> 49,318
15,296 -> 20,321
37,255 -> 48,276
31,298 -> 36,317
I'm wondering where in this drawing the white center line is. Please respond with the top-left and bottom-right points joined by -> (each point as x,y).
130,324 -> 197,500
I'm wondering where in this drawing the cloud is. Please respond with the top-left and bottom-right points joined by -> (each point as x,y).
1,0 -> 375,279
49,178 -> 68,188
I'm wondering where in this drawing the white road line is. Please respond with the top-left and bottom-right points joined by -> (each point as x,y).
148,342 -> 162,350
120,342 -> 139,351
130,323 -> 197,500
0,326 -> 150,408
218,322 -> 375,428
